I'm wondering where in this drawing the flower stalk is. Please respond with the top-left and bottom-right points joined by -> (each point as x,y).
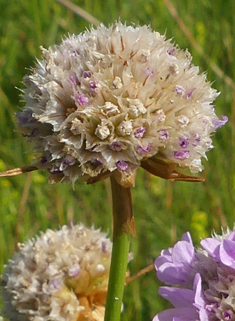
104,176 -> 135,321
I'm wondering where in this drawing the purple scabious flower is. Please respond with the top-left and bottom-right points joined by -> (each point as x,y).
154,229 -> 235,321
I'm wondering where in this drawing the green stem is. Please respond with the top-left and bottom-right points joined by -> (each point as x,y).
104,176 -> 135,321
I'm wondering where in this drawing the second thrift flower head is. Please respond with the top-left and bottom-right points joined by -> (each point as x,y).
1,224 -> 116,321
16,22 -> 227,187
154,230 -> 235,321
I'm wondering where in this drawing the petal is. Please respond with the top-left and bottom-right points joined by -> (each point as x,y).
157,262 -> 189,284
155,252 -> 173,270
193,274 -> 205,308
153,307 -> 198,321
156,235 -> 195,285
220,239 -> 235,269
159,286 -> 194,307
200,237 -> 220,260
227,230 -> 235,242
172,241 -> 195,266
181,232 -> 193,245
198,308 -> 209,321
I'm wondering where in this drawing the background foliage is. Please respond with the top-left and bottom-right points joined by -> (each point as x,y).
0,0 -> 234,320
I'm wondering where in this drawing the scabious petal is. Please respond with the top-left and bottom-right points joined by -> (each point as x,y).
200,237 -> 221,260
153,307 -> 199,321
181,232 -> 193,244
193,274 -> 205,310
172,239 -> 195,266
155,232 -> 195,285
156,262 -> 190,285
155,249 -> 173,267
16,22 -> 226,187
227,230 -> 235,241
219,239 -> 235,269
159,287 -> 194,307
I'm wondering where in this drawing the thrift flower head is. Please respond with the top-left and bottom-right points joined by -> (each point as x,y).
1,224 -> 117,321
154,230 -> 235,321
16,22 -> 227,187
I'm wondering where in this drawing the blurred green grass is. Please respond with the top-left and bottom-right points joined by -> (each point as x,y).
0,0 -> 234,320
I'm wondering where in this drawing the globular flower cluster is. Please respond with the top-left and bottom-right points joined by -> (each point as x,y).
154,230 -> 235,321
17,22 -> 227,187
1,224 -> 115,321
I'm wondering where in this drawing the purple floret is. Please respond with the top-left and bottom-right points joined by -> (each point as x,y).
213,115 -> 228,129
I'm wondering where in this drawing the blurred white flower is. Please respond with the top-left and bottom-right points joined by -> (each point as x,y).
16,22 -> 227,187
1,224 -> 119,321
